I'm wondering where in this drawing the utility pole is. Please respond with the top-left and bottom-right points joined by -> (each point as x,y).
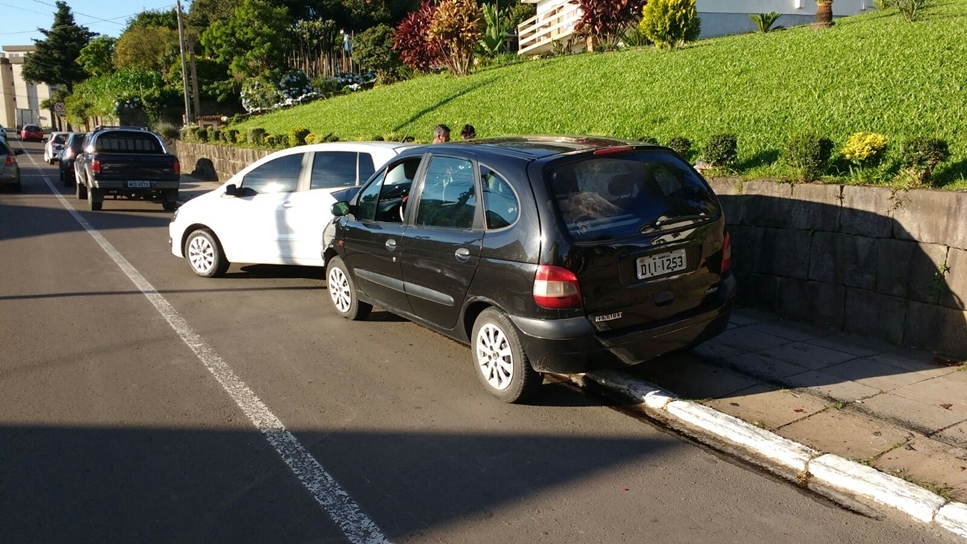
176,0 -> 193,125
188,34 -> 201,119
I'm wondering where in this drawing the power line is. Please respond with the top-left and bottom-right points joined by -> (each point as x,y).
30,0 -> 177,29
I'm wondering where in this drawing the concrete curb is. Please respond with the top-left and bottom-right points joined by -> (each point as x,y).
577,370 -> 967,540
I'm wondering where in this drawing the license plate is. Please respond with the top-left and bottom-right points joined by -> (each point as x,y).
128,181 -> 151,188
637,249 -> 687,280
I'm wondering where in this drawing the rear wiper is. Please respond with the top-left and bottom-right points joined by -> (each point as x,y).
639,214 -> 708,233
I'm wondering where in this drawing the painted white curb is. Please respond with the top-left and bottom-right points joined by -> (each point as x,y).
808,454 -> 946,523
664,400 -> 818,473
937,502 -> 967,538
582,370 -> 678,409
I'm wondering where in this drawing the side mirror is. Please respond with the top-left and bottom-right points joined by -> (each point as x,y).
331,201 -> 350,217
14,149 -> 24,156
224,184 -> 237,196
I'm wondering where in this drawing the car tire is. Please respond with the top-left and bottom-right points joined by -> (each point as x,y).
76,179 -> 87,200
327,256 -> 371,320
88,188 -> 102,211
471,308 -> 543,403
12,181 -> 21,193
185,229 -> 229,278
162,189 -> 178,211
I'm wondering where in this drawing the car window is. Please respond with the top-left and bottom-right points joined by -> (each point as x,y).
309,151 -> 358,189
415,156 -> 477,230
52,134 -> 67,144
356,157 -> 421,222
548,150 -> 718,241
241,153 -> 304,194
481,166 -> 519,229
95,133 -> 164,153
359,153 -> 375,182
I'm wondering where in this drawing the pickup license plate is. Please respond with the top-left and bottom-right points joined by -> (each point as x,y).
637,249 -> 687,280
128,181 -> 151,188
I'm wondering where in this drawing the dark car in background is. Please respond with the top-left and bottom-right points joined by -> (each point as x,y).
20,124 -> 44,142
324,136 -> 735,403
59,132 -> 88,186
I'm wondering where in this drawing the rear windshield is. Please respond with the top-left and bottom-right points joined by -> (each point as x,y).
547,149 -> 719,241
94,132 -> 164,153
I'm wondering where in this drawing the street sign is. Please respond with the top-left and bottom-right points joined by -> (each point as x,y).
54,102 -> 65,116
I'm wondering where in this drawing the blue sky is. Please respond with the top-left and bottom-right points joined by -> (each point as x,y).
3,0 -> 183,46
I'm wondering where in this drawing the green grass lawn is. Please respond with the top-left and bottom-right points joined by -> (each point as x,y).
230,0 -> 967,188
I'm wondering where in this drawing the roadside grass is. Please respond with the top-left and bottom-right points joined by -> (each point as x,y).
232,0 -> 967,187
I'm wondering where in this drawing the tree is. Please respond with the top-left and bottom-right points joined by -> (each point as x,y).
114,25 -> 180,76
394,0 -> 441,73
123,8 -> 179,32
428,0 -> 483,75
353,24 -> 403,83
77,36 -> 116,77
22,1 -> 95,92
574,0 -> 647,50
640,0 -> 701,50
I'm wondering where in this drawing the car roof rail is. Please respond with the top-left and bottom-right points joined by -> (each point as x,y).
92,125 -> 150,132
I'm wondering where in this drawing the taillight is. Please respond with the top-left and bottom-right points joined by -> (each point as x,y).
533,265 -> 583,309
91,159 -> 101,174
174,160 -> 180,176
4,154 -> 14,166
721,232 -> 732,273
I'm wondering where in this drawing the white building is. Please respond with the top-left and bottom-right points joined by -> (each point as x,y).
0,45 -> 54,129
518,0 -> 871,56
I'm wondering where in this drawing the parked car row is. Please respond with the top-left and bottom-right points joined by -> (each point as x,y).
168,136 -> 735,404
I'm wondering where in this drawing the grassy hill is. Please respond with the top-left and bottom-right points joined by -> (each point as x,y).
232,0 -> 967,188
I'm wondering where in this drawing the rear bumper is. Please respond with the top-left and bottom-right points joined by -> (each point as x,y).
511,274 -> 737,374
92,180 -> 179,190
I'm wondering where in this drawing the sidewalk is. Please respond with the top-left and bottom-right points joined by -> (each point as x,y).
580,307 -> 967,538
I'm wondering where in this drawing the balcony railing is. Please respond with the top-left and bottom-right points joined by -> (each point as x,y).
517,0 -> 583,56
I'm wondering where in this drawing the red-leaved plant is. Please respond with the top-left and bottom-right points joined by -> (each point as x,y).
393,0 -> 442,73
572,0 -> 647,50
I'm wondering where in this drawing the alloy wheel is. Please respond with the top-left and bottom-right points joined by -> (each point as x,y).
328,266 -> 352,313
476,323 -> 514,390
187,235 -> 215,274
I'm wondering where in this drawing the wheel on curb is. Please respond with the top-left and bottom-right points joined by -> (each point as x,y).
326,256 -> 371,320
76,180 -> 87,200
88,187 -> 102,211
471,308 -> 543,403
185,229 -> 229,278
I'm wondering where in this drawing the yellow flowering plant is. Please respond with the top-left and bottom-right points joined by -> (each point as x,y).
841,132 -> 889,166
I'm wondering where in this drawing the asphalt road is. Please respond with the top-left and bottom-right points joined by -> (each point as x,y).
0,136 -> 959,544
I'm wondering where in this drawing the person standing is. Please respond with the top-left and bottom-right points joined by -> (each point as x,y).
432,124 -> 451,144
460,124 -> 476,140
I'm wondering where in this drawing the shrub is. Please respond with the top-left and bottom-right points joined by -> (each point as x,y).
574,0 -> 648,50
197,127 -> 210,143
185,126 -> 203,142
429,0 -> 484,76
637,135 -> 659,144
666,136 -> 692,159
703,134 -> 738,167
640,0 -> 701,50
225,128 -> 239,144
154,121 -> 180,141
394,0 -> 442,73
894,0 -> 930,21
900,136 -> 950,185
842,132 -> 888,166
355,24 -> 404,84
784,132 -> 833,181
319,132 -> 340,143
872,0 -> 892,9
211,128 -> 222,143
749,12 -> 782,33
279,69 -> 319,107
234,131 -> 247,144
240,76 -> 282,113
288,126 -> 312,147
248,127 -> 267,146
305,132 -> 317,145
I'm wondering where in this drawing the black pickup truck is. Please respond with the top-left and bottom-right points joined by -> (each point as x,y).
74,127 -> 181,211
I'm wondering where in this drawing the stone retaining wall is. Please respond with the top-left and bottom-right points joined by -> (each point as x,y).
710,179 -> 967,358
170,141 -> 967,357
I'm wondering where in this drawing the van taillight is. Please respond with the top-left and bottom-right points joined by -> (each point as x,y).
91,159 -> 101,174
174,160 -> 180,175
721,232 -> 732,273
533,265 -> 582,309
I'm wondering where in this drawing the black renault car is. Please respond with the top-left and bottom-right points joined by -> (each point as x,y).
324,136 -> 735,403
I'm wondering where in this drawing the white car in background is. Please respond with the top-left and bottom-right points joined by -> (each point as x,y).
43,132 -> 69,164
169,141 -> 416,277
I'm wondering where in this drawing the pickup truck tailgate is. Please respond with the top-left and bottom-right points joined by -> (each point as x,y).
94,153 -> 179,181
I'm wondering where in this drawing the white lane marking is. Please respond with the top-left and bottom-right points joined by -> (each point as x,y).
20,150 -> 390,544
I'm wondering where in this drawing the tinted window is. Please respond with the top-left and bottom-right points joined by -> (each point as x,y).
416,156 -> 477,229
481,166 -> 519,229
95,132 -> 163,153
69,134 -> 88,151
548,150 -> 718,241
356,170 -> 384,221
358,153 -> 375,181
309,151 -> 357,189
241,153 -> 304,194
356,158 -> 420,222
52,134 -> 67,144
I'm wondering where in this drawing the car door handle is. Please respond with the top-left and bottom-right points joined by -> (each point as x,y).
454,247 -> 471,262
282,202 -> 294,209
385,239 -> 397,251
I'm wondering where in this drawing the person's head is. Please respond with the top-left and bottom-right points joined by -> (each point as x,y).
460,124 -> 476,140
432,124 -> 450,144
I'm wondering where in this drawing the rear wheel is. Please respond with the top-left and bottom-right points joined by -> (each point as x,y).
88,188 -> 102,211
327,256 -> 371,320
75,178 -> 87,200
12,181 -> 21,193
185,229 -> 229,277
472,308 -> 543,403
162,189 -> 178,211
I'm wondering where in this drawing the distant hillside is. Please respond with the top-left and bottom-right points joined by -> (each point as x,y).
233,0 -> 967,187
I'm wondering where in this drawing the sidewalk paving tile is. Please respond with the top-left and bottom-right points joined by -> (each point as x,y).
746,320 -> 833,342
690,339 -> 747,360
636,360 -> 763,400
874,436 -> 967,503
704,384 -> 828,430
857,393 -> 967,434
939,421 -> 967,449
730,308 -> 780,325
780,370 -> 882,402
624,351 -> 706,380
721,352 -> 810,382
804,333 -> 887,357
759,341 -> 857,370
869,351 -> 964,375
893,376 -> 967,414
821,357 -> 940,392
711,327 -> 791,353
778,409 -> 914,461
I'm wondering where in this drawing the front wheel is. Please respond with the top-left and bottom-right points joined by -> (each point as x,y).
471,308 -> 543,403
185,229 -> 229,277
327,256 -> 371,320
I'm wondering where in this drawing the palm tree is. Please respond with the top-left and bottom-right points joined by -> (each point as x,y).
814,0 -> 834,28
